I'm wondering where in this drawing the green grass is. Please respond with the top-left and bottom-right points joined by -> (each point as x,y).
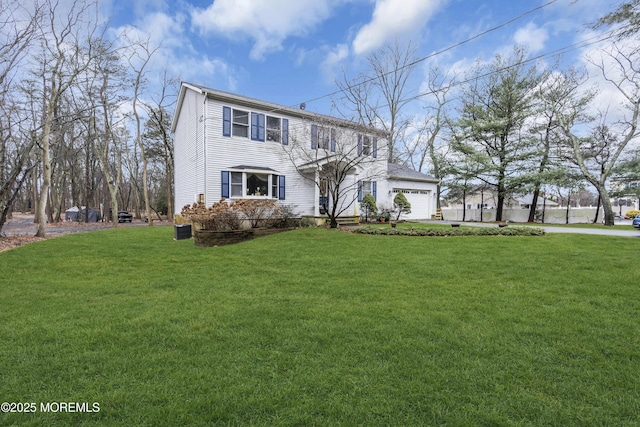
1,227 -> 639,426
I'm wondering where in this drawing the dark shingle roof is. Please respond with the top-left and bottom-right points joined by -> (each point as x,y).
388,163 -> 439,183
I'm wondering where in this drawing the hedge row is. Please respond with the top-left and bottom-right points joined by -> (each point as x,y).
351,225 -> 546,237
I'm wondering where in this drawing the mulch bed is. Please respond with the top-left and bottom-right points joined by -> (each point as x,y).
0,235 -> 46,252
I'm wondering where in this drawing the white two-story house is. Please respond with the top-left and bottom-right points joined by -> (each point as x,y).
171,82 -> 439,221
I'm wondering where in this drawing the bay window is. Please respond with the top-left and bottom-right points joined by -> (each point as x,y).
222,170 -> 285,200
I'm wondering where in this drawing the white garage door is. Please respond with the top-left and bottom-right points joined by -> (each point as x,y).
393,189 -> 432,220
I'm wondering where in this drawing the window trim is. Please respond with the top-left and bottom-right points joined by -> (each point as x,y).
266,115 -> 282,143
358,180 -> 377,202
311,124 -> 336,152
358,134 -> 378,158
225,169 -> 284,199
223,106 -> 287,144
232,108 -> 250,138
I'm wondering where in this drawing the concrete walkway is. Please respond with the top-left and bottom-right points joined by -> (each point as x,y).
428,220 -> 640,238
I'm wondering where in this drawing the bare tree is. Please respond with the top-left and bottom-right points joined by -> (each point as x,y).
558,43 -> 640,225
78,37 -> 128,225
33,0 -> 100,237
404,66 -> 455,212
0,1 -> 41,233
124,34 -> 159,226
283,118 -> 387,228
143,71 -> 177,221
335,39 -> 417,162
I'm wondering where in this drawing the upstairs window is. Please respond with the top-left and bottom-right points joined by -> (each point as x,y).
233,109 -> 249,138
362,135 -> 371,156
311,124 -> 336,151
223,106 -> 288,144
357,134 -> 378,158
266,116 -> 281,142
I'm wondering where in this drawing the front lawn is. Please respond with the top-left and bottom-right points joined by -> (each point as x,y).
0,227 -> 638,426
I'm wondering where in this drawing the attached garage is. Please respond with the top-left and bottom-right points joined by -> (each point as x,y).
384,163 -> 439,220
392,188 -> 434,220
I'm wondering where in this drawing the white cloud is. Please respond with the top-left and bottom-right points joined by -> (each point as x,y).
513,22 -> 548,53
352,0 -> 444,55
320,43 -> 350,82
191,0 -> 338,61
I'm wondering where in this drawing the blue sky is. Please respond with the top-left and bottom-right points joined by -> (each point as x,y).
103,0 -> 623,115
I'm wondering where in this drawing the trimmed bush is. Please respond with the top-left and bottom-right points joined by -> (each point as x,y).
393,192 -> 411,220
180,199 -> 296,230
351,225 -> 546,237
360,194 -> 378,222
625,209 -> 640,219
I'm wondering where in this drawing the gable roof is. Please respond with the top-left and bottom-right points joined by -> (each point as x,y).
388,163 -> 439,183
171,82 -> 388,138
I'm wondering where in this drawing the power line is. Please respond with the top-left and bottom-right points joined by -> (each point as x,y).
200,28 -> 618,138
403,31 -> 618,105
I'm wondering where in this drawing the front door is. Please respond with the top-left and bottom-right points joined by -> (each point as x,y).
319,179 -> 329,214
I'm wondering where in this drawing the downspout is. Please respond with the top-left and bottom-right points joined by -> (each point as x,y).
314,169 -> 320,217
202,92 -> 207,204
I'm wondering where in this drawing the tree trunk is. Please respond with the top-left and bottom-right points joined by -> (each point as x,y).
461,189 -> 466,221
35,120 -> 52,237
496,192 -> 504,222
593,194 -> 602,224
597,184 -> 615,226
528,185 -> 540,223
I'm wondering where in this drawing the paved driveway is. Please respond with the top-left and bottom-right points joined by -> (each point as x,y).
431,220 -> 640,238
1,214 -> 160,236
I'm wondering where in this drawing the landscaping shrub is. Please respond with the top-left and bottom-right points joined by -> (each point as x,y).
625,209 -> 640,219
276,204 -> 302,228
233,199 -> 282,228
181,200 -> 299,230
393,192 -> 411,220
360,193 -> 378,222
181,200 -> 242,230
352,225 -> 545,237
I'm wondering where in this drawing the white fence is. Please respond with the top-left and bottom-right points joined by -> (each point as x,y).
441,208 -> 604,224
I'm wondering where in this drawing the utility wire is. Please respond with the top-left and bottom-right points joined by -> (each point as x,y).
296,0 -> 560,109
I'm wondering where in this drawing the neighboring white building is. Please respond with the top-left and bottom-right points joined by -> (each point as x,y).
171,82 -> 439,221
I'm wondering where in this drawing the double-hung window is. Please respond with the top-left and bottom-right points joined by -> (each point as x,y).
223,106 -> 288,144
230,172 -> 243,197
357,134 -> 378,158
311,125 -> 336,151
362,136 -> 371,156
266,116 -> 281,142
358,180 -> 377,202
232,109 -> 249,138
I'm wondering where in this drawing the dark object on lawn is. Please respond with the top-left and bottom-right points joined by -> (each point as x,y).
451,223 -> 461,228
174,224 -> 192,240
117,211 -> 133,223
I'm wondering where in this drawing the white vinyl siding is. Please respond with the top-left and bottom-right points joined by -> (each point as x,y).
204,98 -> 314,214
174,88 -> 204,212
